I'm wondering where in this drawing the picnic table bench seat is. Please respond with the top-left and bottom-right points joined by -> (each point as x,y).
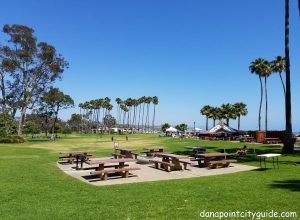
149,160 -> 175,172
208,159 -> 237,169
90,167 -> 140,181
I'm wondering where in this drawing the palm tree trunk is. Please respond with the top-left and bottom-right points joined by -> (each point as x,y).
264,76 -> 268,131
147,104 -> 150,131
279,73 -> 286,95
226,119 -> 229,126
258,76 -> 263,131
137,104 -> 141,131
213,119 -> 216,127
238,115 -> 241,131
152,105 -> 156,131
141,104 -> 145,131
283,0 -> 294,153
206,116 -> 208,130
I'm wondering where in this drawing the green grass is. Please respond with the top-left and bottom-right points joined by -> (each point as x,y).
0,134 -> 300,220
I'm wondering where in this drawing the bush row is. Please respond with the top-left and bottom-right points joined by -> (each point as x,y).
0,136 -> 25,143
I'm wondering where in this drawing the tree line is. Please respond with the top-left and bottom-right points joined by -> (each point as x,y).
78,97 -> 113,133
200,103 -> 248,131
116,96 -> 159,132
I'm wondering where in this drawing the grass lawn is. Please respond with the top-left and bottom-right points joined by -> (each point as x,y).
0,134 -> 300,220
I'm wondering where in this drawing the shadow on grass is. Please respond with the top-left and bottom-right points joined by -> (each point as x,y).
250,167 -> 272,171
172,146 -> 217,155
270,180 -> 300,192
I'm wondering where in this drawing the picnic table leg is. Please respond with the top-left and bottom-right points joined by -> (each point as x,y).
76,155 -> 79,170
80,158 -> 83,170
172,159 -> 182,171
259,157 -> 262,168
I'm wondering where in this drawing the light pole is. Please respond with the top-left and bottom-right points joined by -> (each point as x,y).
194,121 -> 196,133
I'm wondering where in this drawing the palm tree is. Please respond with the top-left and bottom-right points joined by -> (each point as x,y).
115,98 -> 122,125
140,96 -> 146,132
221,103 -> 236,126
282,0 -> 294,153
208,107 -> 220,127
271,56 -> 286,95
137,97 -> 142,131
152,96 -> 158,131
261,60 -> 272,131
233,102 -> 248,130
249,58 -> 265,131
200,105 -> 211,131
145,96 -> 153,131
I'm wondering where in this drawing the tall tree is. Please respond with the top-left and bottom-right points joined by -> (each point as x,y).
249,58 -> 265,131
152,96 -> 158,131
282,0 -> 294,153
200,105 -> 211,131
115,98 -> 122,125
261,60 -> 272,131
1,24 -> 68,135
221,103 -> 236,126
271,56 -> 286,95
42,88 -> 74,134
233,102 -> 248,130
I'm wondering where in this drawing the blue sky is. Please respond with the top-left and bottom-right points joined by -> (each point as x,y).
1,0 -> 300,130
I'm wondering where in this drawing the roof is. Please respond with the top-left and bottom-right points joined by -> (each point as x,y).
207,121 -> 238,134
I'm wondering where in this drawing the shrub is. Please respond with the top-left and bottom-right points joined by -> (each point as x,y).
0,135 -> 25,143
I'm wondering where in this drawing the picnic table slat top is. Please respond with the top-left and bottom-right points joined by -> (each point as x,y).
196,153 -> 229,157
155,153 -> 187,159
87,158 -> 136,165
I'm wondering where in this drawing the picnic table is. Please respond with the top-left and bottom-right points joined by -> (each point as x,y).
59,152 -> 92,170
151,153 -> 190,171
193,152 -> 236,168
257,153 -> 281,168
141,147 -> 165,157
263,138 -> 282,144
87,158 -> 140,181
239,137 -> 254,143
113,148 -> 138,159
184,146 -> 206,158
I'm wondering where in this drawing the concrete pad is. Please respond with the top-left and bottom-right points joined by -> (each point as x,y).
57,158 -> 258,186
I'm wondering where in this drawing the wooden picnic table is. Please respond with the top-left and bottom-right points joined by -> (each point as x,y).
87,158 -> 136,169
195,152 -> 229,167
184,146 -> 206,157
239,137 -> 254,142
142,147 -> 165,157
154,153 -> 189,171
87,158 -> 139,181
113,148 -> 138,159
59,152 -> 92,170
263,138 -> 282,144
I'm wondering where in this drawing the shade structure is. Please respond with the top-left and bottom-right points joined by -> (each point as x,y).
166,127 -> 177,132
208,121 -> 238,134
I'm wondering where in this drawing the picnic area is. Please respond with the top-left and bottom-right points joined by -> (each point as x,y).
1,133 -> 300,219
